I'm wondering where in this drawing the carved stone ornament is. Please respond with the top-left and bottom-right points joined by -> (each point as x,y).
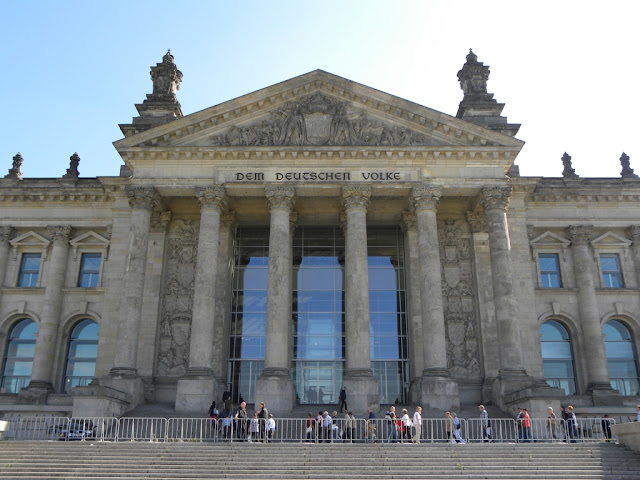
479,185 -> 512,211
150,50 -> 183,101
411,185 -> 442,212
466,208 -> 487,233
457,49 -> 491,101
195,186 -> 227,210
620,152 -> 638,179
220,210 -> 237,231
47,225 -> 72,244
151,210 -> 172,232
5,153 -> 23,180
62,153 -> 80,179
561,152 -> 578,178
265,186 -> 296,211
628,225 -> 640,242
400,211 -> 416,232
210,92 -> 435,147
568,225 -> 593,246
126,186 -> 159,211
342,185 -> 371,211
0,226 -> 15,244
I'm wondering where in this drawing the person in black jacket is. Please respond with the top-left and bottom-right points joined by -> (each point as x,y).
339,386 -> 348,413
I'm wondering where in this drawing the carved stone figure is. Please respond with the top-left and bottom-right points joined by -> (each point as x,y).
561,152 -> 578,178
63,152 -> 80,179
620,152 -> 638,178
150,50 -> 183,101
5,153 -> 23,180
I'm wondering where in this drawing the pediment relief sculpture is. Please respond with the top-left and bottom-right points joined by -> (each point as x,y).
209,92 -> 445,148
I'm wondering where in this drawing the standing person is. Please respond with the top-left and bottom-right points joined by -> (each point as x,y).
479,405 -> 491,442
258,402 -> 269,443
451,412 -> 465,444
306,412 -> 315,443
332,410 -> 340,441
248,412 -> 259,442
367,408 -> 377,443
234,401 -> 248,441
266,414 -> 276,442
222,387 -> 232,413
566,405 -> 578,443
322,411 -> 332,443
601,415 -> 613,442
547,407 -> 559,441
522,408 -> 531,443
445,411 -> 453,442
208,401 -> 219,421
560,405 -> 569,442
385,406 -> 398,443
339,386 -> 348,413
344,411 -> 353,442
412,406 -> 422,443
636,405 -> 640,422
400,409 -> 411,442
515,407 -> 524,443
316,411 -> 324,442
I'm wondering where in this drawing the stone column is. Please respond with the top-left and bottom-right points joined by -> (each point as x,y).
341,185 -> 379,413
255,186 -> 296,413
479,186 -> 539,403
26,225 -> 72,395
176,186 -> 227,413
0,226 -> 14,287
628,226 -> 640,288
400,212 -> 424,404
109,187 -> 158,381
568,225 -> 619,402
412,186 -> 459,411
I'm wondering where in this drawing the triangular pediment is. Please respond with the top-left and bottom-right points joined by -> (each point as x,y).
590,231 -> 631,248
114,70 -> 523,152
69,230 -> 111,260
530,231 -> 571,248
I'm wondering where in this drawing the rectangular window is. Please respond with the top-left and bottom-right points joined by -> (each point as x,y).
539,253 -> 562,288
78,253 -> 101,287
601,253 -> 624,288
18,253 -> 41,287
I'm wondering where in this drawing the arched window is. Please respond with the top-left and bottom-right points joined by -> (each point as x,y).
540,320 -> 576,395
603,320 -> 640,396
63,319 -> 99,392
1,319 -> 37,393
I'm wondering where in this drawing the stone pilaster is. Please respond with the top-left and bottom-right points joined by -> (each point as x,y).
480,186 -> 532,399
628,226 -> 640,288
255,186 -> 296,413
176,186 -> 227,413
400,212 -> 423,404
341,185 -> 379,413
25,226 -> 72,396
568,225 -> 620,403
412,185 -> 459,411
0,226 -> 15,287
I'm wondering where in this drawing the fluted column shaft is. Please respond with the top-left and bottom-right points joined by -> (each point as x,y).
263,186 -> 295,375
480,186 -> 524,374
29,226 -> 72,389
0,227 -> 14,287
412,186 -> 449,375
187,186 -> 226,375
342,186 -> 373,374
568,225 -> 611,389
111,187 -> 158,376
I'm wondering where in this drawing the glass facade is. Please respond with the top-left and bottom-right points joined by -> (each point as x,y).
63,319 -> 99,392
540,320 -> 576,395
603,320 -> 639,396
1,319 -> 37,393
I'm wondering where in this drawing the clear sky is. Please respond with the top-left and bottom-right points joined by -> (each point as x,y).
1,1 -> 638,179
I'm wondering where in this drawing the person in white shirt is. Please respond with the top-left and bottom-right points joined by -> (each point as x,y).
412,406 -> 422,443
322,411 -> 332,443
401,409 -> 411,442
266,414 -> 276,442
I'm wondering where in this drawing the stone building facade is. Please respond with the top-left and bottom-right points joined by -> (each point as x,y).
1,51 -> 639,418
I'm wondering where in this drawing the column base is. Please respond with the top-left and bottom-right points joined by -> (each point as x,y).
343,370 -> 379,415
588,382 -> 623,406
175,372 -> 224,415
70,384 -> 131,417
255,370 -> 296,414
419,372 -> 459,412
101,373 -> 145,413
17,381 -> 53,404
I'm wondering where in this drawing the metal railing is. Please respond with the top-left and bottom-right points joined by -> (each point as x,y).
3,415 -> 625,443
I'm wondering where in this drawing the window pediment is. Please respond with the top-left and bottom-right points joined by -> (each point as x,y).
69,231 -> 111,260
530,231 -> 570,261
9,231 -> 51,260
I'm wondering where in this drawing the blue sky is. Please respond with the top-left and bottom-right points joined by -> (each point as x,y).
1,1 -> 638,179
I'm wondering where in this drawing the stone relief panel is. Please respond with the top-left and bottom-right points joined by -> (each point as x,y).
439,219 -> 481,379
156,218 -> 198,377
209,92 -> 445,147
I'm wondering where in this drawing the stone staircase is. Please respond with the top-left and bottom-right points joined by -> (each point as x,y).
0,441 -> 639,479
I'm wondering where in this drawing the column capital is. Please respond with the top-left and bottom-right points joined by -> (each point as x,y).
479,185 -> 512,211
265,186 -> 295,211
0,226 -> 15,244
400,211 -> 417,232
126,186 -> 159,211
411,185 -> 442,211
151,210 -> 172,232
628,225 -> 640,241
47,225 -> 72,244
342,185 -> 371,211
466,208 -> 488,233
568,225 -> 593,245
195,185 -> 227,210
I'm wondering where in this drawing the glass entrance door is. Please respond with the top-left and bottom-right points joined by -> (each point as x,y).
295,361 -> 343,404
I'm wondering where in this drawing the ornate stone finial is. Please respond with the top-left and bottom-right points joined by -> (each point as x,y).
466,208 -> 488,233
399,211 -> 417,232
479,185 -> 512,211
411,185 -> 442,211
561,152 -> 578,178
62,152 -> 80,179
150,50 -> 183,101
5,153 -> 23,180
457,49 -> 490,99
194,186 -> 227,210
620,152 -> 638,178
568,225 -> 593,246
125,186 -> 159,211
0,226 -> 15,244
265,186 -> 296,211
342,185 -> 372,211
47,225 -> 72,244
